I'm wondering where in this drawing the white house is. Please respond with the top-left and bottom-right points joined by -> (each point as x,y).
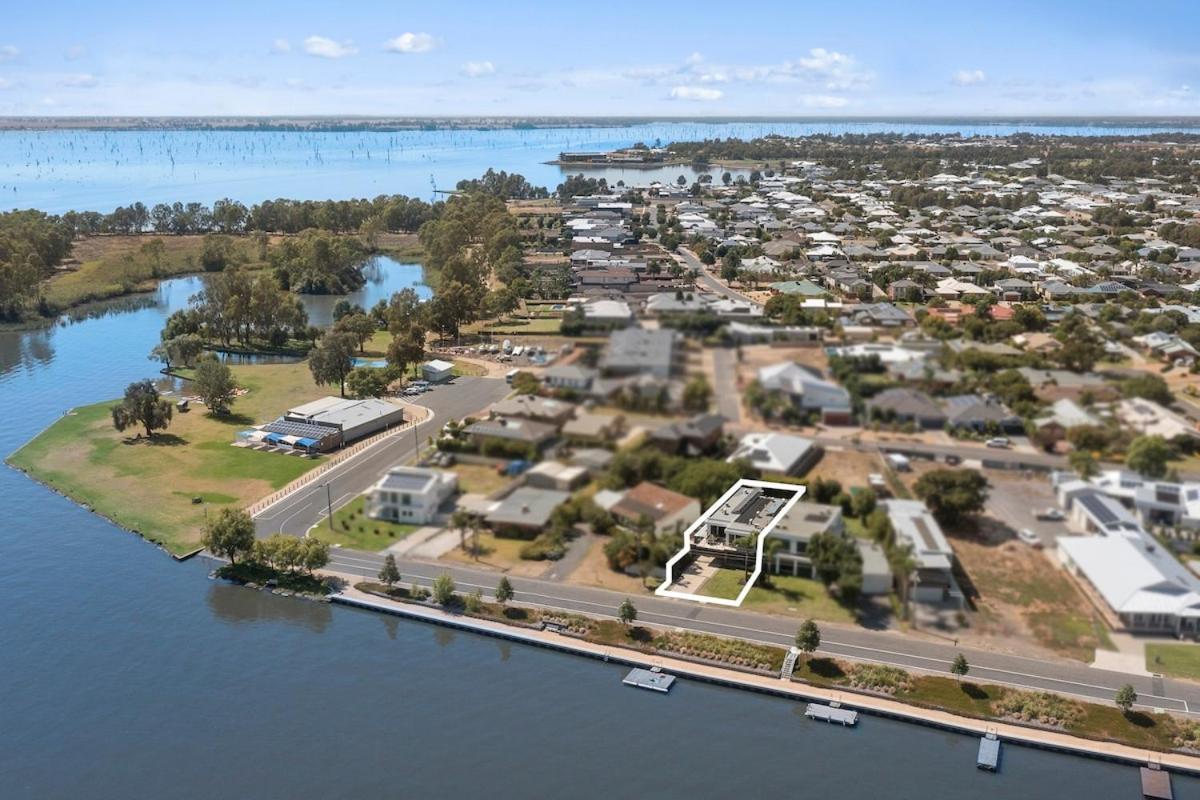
727,432 -> 821,475
367,466 -> 458,524
881,499 -> 964,607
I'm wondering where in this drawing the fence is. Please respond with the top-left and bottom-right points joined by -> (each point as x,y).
245,404 -> 431,518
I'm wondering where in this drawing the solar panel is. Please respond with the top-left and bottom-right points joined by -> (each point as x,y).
1078,493 -> 1119,526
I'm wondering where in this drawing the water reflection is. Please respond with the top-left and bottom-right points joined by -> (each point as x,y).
206,582 -> 333,632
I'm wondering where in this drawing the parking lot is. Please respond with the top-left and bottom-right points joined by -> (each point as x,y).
984,472 -> 1065,547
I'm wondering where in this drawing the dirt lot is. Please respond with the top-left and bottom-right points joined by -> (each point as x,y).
736,343 -> 830,378
803,447 -> 886,489
565,538 -> 657,596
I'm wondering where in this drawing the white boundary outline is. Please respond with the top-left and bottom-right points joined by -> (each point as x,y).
655,478 -> 806,607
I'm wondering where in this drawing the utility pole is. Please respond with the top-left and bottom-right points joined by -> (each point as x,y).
324,482 -> 334,530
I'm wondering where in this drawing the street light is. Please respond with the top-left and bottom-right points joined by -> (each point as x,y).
322,482 -> 334,530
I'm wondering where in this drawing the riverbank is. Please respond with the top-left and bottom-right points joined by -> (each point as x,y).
328,577 -> 1200,772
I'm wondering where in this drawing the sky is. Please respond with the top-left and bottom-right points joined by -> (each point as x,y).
1,0 -> 1198,117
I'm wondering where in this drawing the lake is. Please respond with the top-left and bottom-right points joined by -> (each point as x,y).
3,119 -> 1200,214
2,123 -> 1199,798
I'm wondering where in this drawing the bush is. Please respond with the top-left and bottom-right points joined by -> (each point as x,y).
519,532 -> 566,560
846,663 -> 913,694
992,689 -> 1083,727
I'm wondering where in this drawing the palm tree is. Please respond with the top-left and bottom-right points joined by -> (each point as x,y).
450,509 -> 474,556
888,542 -> 919,623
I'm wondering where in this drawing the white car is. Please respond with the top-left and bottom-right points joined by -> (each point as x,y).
1017,528 -> 1043,548
1035,508 -> 1065,522
985,437 -> 1011,449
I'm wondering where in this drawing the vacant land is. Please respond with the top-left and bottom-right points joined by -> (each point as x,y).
7,361 -> 329,554
699,569 -> 857,624
441,531 -> 547,577
802,447 -> 884,487
44,235 -> 267,310
311,496 -> 418,551
951,526 -> 1110,661
452,463 -> 511,496
1147,643 -> 1200,681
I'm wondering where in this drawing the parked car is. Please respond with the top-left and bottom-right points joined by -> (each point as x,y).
985,437 -> 1011,449
1035,508 -> 1066,522
1017,528 -> 1043,548
944,454 -> 961,466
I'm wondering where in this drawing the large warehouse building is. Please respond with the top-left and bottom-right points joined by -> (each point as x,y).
255,397 -> 406,452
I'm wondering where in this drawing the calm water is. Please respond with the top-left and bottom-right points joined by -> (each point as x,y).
3,119 -> 1200,213
1,124 -> 1199,797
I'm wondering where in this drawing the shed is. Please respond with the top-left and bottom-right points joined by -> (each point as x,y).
422,359 -> 455,383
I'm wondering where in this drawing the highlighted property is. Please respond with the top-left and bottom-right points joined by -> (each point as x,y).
656,479 -> 806,607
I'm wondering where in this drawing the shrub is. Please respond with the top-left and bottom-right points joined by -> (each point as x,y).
846,663 -> 913,694
992,689 -> 1083,727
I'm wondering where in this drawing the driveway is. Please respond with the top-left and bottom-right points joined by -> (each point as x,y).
710,347 -> 742,423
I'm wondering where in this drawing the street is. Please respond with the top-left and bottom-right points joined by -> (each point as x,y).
253,376 -> 510,537
675,247 -> 756,303
323,547 -> 1200,715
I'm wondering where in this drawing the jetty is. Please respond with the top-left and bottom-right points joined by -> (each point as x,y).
623,667 -> 675,693
1141,765 -> 1173,799
977,732 -> 1001,771
805,702 -> 858,726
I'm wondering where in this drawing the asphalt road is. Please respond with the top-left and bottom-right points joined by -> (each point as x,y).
323,548 -> 1200,714
676,247 -> 756,303
253,376 -> 511,537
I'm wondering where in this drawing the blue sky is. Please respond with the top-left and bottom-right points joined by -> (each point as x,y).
1,0 -> 1198,116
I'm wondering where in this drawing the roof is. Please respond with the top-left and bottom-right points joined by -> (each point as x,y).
728,432 -> 816,473
882,499 -> 953,571
758,362 -> 851,412
486,487 -> 571,528
865,387 -> 945,420
1059,529 -> 1200,616
611,481 -> 698,523
375,466 -> 453,494
602,328 -> 678,372
423,359 -> 454,372
286,397 -> 404,431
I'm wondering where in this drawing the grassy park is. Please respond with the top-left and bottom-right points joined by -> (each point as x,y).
7,361 -> 328,554
1147,644 -> 1200,681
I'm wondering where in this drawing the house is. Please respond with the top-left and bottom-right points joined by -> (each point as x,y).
1053,484 -> 1200,634
648,413 -> 725,456
850,302 -> 915,327
489,395 -> 577,426
943,394 -> 1023,434
609,481 -> 701,537
1016,367 -> 1115,402
770,279 -> 827,297
602,328 -> 679,378
484,487 -> 572,534
421,359 -> 455,383
758,362 -> 853,424
367,466 -> 457,524
464,418 -> 558,451
887,279 -> 924,302
1033,399 -> 1100,444
543,364 -> 595,392
727,431 -> 821,475
765,500 -> 843,575
881,499 -> 964,607
864,387 -> 947,429
1114,398 -> 1200,442
561,411 -> 624,443
523,460 -> 589,492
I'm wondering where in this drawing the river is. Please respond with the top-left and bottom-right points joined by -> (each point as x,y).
2,124 -> 1199,798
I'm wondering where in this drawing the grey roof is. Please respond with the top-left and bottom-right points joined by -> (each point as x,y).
602,328 -> 678,373
486,487 -> 571,528
865,387 -> 946,421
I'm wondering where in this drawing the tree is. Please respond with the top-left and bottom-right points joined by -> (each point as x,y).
334,311 -> 378,353
193,355 -> 237,414
111,380 -> 173,439
1114,683 -> 1137,716
309,331 -> 357,397
378,553 -> 401,587
495,576 -> 514,606
951,653 -> 970,681
201,508 -> 256,565
1120,373 -> 1173,405
682,375 -> 712,412
618,597 -> 637,626
346,366 -> 389,399
511,371 -> 540,396
913,469 -> 989,525
432,572 -> 456,606
794,619 -> 821,667
1127,435 -> 1172,479
385,326 -> 426,387
1068,449 -> 1099,479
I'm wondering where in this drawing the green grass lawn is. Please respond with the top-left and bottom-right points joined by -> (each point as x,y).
482,318 -> 562,335
7,361 -> 329,554
1147,644 -> 1200,681
698,569 -> 856,624
311,496 -> 419,551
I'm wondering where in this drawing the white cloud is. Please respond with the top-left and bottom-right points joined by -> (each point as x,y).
65,45 -> 87,60
460,60 -> 495,78
0,45 -> 19,62
384,32 -> 438,54
953,69 -> 986,86
788,48 -> 872,89
801,93 -> 849,108
272,38 -> 291,54
59,73 -> 99,88
0,78 -> 12,90
670,85 -> 723,101
303,35 -> 358,59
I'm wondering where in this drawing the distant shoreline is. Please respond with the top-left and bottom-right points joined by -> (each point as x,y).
4,115 -> 1200,133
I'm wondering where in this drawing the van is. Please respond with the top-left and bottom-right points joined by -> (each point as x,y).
506,368 -> 520,385
886,453 -> 911,471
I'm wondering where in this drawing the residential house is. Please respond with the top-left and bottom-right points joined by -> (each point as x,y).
864,387 -> 947,429
484,487 -> 572,535
727,431 -> 821,475
609,481 -> 701,537
602,328 -> 679,379
367,466 -> 458,524
648,413 -> 725,456
881,499 -> 964,607
758,362 -> 854,424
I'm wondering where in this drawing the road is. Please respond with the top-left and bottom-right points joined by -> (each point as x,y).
323,548 -> 1200,714
676,247 -> 757,304
253,376 -> 510,537
710,347 -> 742,423
809,434 -> 1070,473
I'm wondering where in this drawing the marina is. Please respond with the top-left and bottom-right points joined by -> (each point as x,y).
804,702 -> 860,727
623,667 -> 676,693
